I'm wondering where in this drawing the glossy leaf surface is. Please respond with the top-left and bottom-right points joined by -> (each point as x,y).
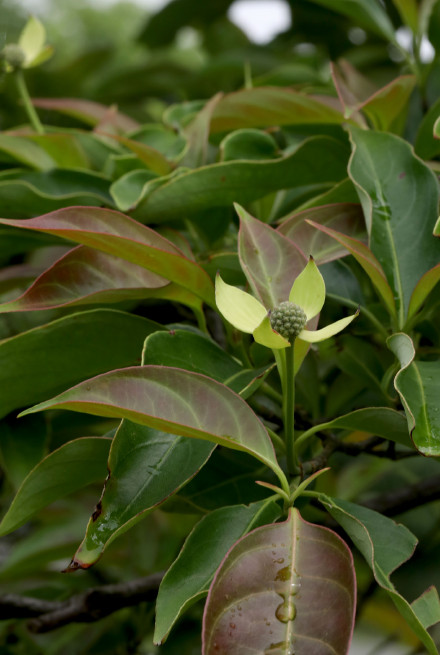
332,65 -> 415,132
0,169 -> 112,218
301,407 -> 412,448
0,207 -> 214,305
0,309 -> 161,419
155,499 -> 281,644
133,137 -> 349,221
407,263 -> 440,321
0,245 -> 169,312
388,333 -> 440,456
202,508 -> 355,655
308,0 -> 396,40
277,203 -> 365,265
71,422 -> 214,568
237,204 -> 306,308
21,366 -> 282,476
319,495 -> 440,655
0,134 -> 56,170
0,437 -> 111,536
348,127 -> 440,325
100,132 -> 173,175
307,220 -> 396,317
142,329 -> 270,397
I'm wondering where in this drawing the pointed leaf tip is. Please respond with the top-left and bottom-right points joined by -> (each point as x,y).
215,273 -> 266,333
289,257 -> 326,321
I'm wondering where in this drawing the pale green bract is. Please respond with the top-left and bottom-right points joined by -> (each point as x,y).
1,16 -> 53,72
215,257 -> 358,349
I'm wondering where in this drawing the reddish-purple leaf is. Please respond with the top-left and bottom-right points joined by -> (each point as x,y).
32,98 -> 139,132
0,245 -> 169,312
0,207 -> 215,306
332,62 -> 416,133
407,263 -> 440,321
202,508 -> 356,655
237,204 -> 306,308
277,203 -> 366,265
210,87 -> 347,133
20,366 -> 283,477
307,220 -> 396,317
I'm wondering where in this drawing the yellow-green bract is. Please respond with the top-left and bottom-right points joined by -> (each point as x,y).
215,257 -> 358,349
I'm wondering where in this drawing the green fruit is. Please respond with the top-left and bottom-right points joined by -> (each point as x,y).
270,301 -> 307,341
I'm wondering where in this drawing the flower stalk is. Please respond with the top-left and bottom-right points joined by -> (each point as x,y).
14,69 -> 44,134
284,344 -> 298,474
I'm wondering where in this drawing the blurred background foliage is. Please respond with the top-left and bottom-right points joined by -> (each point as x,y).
1,0 -> 431,126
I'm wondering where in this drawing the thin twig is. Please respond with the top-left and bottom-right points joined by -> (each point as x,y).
0,572 -> 164,633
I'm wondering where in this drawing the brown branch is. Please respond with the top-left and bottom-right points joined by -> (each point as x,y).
363,474 -> 440,516
301,433 -> 417,476
0,571 -> 164,633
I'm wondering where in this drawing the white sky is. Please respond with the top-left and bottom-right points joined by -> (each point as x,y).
16,0 -> 292,44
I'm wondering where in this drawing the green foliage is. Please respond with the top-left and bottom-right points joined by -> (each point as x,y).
1,1 -> 440,654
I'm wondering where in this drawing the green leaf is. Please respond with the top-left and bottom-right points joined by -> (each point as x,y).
20,366 -> 283,477
220,129 -> 279,162
277,203 -> 366,265
307,0 -> 396,41
202,508 -> 356,655
132,136 -> 349,222
182,93 -> 222,168
70,423 -> 214,568
348,127 -> 440,326
411,587 -> 440,629
388,332 -> 440,456
0,169 -> 113,218
337,335 -> 388,397
110,169 -> 159,212
142,329 -> 241,381
0,309 -> 162,419
0,437 -> 111,536
24,133 -> 91,170
142,329 -> 274,399
0,245 -> 170,312
332,65 -> 416,133
0,135 -> 55,170
154,499 -> 281,644
407,263 -> 440,320
307,220 -> 396,318
297,178 -> 359,212
237,204 -> 307,308
0,207 -> 214,306
415,97 -> 440,159
391,0 -> 419,31
210,87 -> 348,133
167,448 -> 269,513
318,495 -> 440,655
0,415 -> 47,488
360,76 -> 416,134
299,407 -> 412,448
